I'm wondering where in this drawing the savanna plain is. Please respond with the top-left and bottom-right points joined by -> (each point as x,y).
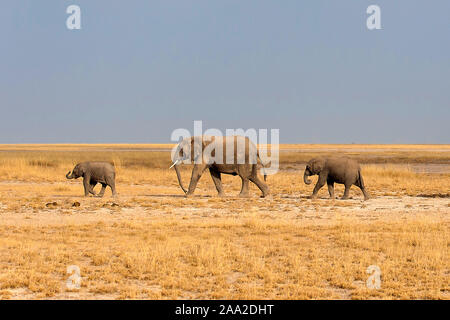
0,144 -> 448,300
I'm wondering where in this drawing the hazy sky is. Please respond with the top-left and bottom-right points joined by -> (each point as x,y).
1,1 -> 449,143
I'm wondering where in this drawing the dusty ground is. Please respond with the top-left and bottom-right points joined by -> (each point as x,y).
0,144 -> 448,299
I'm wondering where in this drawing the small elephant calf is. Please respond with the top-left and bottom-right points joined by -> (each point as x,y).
66,161 -> 117,197
303,157 -> 370,200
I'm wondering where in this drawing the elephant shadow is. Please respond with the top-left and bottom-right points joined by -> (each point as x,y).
143,194 -> 203,198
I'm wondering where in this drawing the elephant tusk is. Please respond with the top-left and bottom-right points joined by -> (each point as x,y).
169,159 -> 179,169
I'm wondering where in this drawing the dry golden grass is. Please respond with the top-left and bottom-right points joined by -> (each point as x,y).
0,216 -> 448,299
0,146 -> 449,195
0,144 -> 448,299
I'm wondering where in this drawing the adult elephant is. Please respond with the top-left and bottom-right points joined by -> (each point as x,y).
170,136 -> 269,198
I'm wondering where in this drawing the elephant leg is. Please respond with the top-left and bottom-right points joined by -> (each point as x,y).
327,180 -> 335,199
361,188 -> 370,201
89,181 -> 98,196
239,176 -> 250,197
357,185 -> 370,201
83,176 -> 93,197
209,168 -> 225,196
311,174 -> 326,199
355,179 -> 370,200
186,164 -> 208,196
97,183 -> 107,198
341,184 -> 351,200
107,178 -> 117,197
249,175 -> 269,198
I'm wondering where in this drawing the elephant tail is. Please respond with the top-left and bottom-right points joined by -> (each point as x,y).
257,153 -> 267,181
357,169 -> 365,189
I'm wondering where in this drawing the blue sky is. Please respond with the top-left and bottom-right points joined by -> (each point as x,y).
1,1 -> 449,143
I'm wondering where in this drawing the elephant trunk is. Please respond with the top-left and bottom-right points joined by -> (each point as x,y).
174,162 -> 187,194
66,171 -> 74,179
303,170 -> 312,185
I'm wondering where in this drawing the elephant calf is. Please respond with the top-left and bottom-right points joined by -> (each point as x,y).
303,157 -> 370,200
66,161 -> 117,197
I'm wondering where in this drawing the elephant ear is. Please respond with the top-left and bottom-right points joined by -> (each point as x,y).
77,163 -> 87,177
188,136 -> 217,164
311,158 -> 325,174
176,138 -> 188,160
201,136 -> 215,150
202,136 -> 217,160
305,160 -> 312,172
190,136 -> 204,163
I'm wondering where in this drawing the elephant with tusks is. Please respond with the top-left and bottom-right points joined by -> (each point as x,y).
170,136 -> 269,198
